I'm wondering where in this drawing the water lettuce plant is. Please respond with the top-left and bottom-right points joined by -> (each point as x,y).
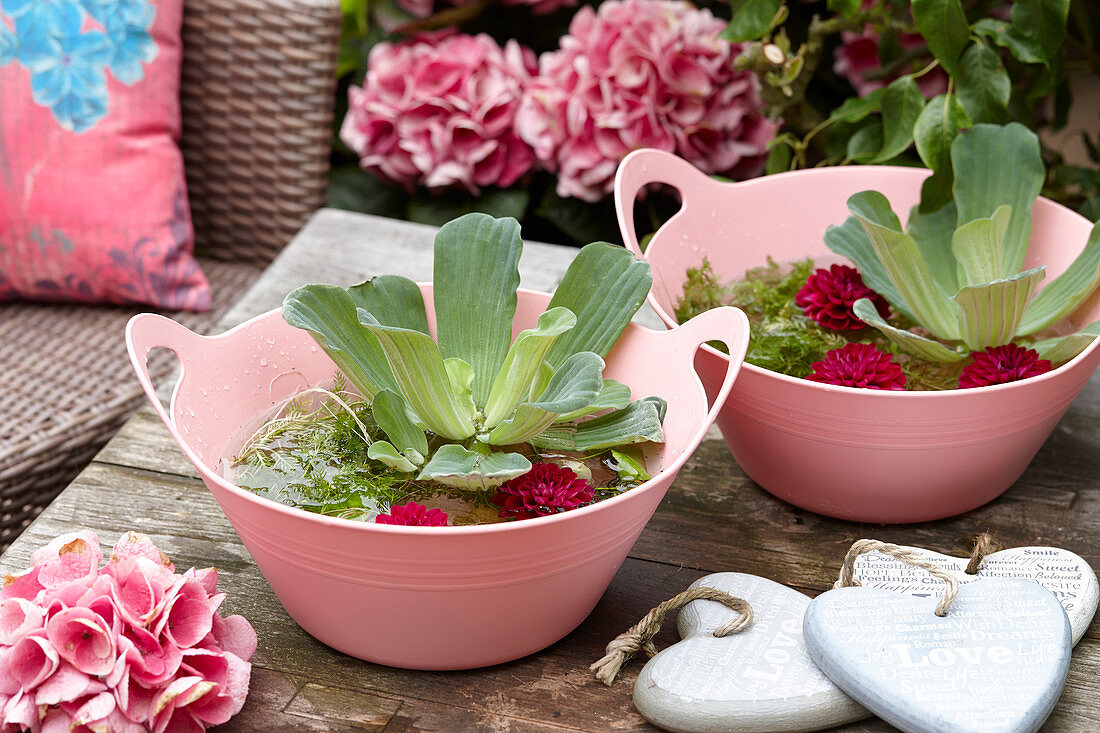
281,213 -> 664,491
826,123 -> 1100,365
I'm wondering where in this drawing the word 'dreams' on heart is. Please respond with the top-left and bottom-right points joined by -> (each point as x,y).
804,577 -> 1072,733
633,573 -> 867,733
851,545 -> 1097,645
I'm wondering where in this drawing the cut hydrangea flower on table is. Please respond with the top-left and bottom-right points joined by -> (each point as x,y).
0,531 -> 256,731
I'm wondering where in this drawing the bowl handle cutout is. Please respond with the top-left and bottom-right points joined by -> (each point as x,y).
659,305 -> 750,442
125,313 -> 208,436
614,149 -> 715,261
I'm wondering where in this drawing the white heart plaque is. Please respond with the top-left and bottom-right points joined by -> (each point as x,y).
632,573 -> 868,733
804,577 -> 1072,733
851,545 -> 1097,645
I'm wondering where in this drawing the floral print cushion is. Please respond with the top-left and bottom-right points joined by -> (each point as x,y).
0,0 -> 210,311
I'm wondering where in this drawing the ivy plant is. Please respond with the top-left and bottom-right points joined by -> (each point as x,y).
826,123 -> 1100,363
282,213 -> 665,491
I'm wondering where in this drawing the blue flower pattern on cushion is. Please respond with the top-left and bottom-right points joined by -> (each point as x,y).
0,0 -> 157,132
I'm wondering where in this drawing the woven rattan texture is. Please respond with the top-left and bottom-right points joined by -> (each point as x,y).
0,260 -> 263,551
181,0 -> 342,264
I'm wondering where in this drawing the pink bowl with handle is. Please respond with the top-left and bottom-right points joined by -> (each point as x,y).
616,148 -> 1100,524
126,286 -> 749,670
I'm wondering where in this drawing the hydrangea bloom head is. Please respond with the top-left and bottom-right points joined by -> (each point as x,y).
492,462 -> 595,520
795,264 -> 890,330
806,342 -> 906,390
516,0 -> 778,201
958,344 -> 1053,388
0,532 -> 256,731
341,30 -> 537,195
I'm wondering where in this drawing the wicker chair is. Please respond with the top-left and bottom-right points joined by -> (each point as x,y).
0,0 -> 342,551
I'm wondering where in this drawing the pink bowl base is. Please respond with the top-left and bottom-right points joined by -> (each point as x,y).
619,149 -> 1100,524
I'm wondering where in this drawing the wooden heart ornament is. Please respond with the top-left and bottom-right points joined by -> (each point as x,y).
805,542 -> 1072,733
630,573 -> 868,733
850,544 -> 1097,645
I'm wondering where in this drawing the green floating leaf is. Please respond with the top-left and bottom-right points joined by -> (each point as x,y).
608,446 -> 652,483
482,307 -> 576,430
532,397 -> 666,453
951,205 -> 1012,287
953,267 -> 1045,350
1019,221 -> 1100,335
443,357 -> 477,427
282,284 -> 397,399
831,88 -> 885,124
955,41 -> 1010,124
852,299 -> 966,362
912,94 -> 971,212
367,441 -> 419,473
554,378 -> 631,423
1031,320 -> 1100,364
433,213 -> 522,406
358,312 -> 475,441
417,444 -> 531,491
951,123 -> 1044,278
721,0 -> 781,42
912,0 -> 969,74
348,276 -> 429,335
907,201 -> 959,295
849,191 -> 959,340
371,389 -> 428,457
487,352 -> 605,446
872,76 -> 925,163
544,242 -> 652,368
824,216 -> 914,320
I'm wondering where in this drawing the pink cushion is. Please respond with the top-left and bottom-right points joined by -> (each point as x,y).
0,0 -> 211,311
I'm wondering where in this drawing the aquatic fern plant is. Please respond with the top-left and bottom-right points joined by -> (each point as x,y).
826,123 -> 1100,365
281,213 -> 664,491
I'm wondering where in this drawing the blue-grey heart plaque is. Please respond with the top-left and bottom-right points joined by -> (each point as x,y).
803,577 -> 1071,733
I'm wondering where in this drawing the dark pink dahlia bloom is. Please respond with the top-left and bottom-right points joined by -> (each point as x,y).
795,264 -> 889,331
491,463 -> 595,520
375,502 -> 449,526
806,343 -> 906,390
958,344 -> 1053,389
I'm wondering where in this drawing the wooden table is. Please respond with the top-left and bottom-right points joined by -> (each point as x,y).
5,208 -> 1098,731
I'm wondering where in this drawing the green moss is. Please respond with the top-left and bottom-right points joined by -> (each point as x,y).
676,257 -> 854,378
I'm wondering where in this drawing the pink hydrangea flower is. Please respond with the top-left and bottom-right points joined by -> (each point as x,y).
341,29 -> 537,195
491,463 -> 595,520
958,344 -> 1053,388
516,0 -> 778,202
806,343 -> 906,390
0,532 -> 256,732
832,1 -> 948,97
394,0 -> 572,20
795,264 -> 890,330
375,502 -> 449,526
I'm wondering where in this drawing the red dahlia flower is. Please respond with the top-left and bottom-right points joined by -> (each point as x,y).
806,343 -> 906,390
958,344 -> 1052,389
376,502 -> 449,526
795,264 -> 890,330
491,463 -> 595,520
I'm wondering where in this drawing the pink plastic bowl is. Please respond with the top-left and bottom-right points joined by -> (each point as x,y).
616,148 -> 1100,524
126,286 -> 749,669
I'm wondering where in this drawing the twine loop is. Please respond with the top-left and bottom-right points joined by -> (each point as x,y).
590,586 -> 752,686
836,539 -> 959,617
965,532 -> 1002,575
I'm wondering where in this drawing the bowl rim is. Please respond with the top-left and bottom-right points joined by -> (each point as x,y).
640,164 -> 1100,399
179,286 -> 722,536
